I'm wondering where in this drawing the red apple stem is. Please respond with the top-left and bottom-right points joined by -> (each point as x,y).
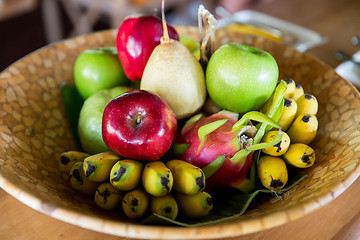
136,112 -> 142,125
160,0 -> 170,43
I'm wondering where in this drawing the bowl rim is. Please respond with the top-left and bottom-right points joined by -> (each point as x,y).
1,166 -> 360,239
1,28 -> 360,239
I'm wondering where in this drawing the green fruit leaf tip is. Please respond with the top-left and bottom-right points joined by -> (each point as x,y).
197,119 -> 228,151
172,143 -> 190,156
201,154 -> 226,179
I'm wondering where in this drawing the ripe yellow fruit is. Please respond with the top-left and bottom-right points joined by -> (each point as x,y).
150,193 -> 178,220
257,156 -> 288,191
287,114 -> 318,145
284,78 -> 296,99
166,160 -> 205,195
283,143 -> 316,168
122,188 -> 150,219
261,130 -> 291,156
142,161 -> 173,197
175,191 -> 213,218
94,183 -> 122,211
277,98 -> 297,131
292,83 -> 305,101
295,94 -> 318,118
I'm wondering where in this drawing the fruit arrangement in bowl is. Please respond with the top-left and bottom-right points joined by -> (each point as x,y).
1,0 -> 360,239
60,1 -> 320,225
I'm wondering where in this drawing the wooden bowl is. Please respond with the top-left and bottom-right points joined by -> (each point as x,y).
0,26 -> 360,239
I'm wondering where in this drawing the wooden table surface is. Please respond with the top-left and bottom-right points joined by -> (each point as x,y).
1,0 -> 360,239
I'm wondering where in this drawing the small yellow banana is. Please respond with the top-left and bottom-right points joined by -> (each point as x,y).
94,182 -> 123,211
69,162 -> 100,195
277,98 -> 297,131
150,193 -> 178,220
110,159 -> 143,191
122,187 -> 150,219
295,94 -> 318,117
59,151 -> 90,174
142,161 -> 173,197
292,83 -> 305,101
282,143 -> 316,168
284,78 -> 296,99
83,152 -> 121,182
257,155 -> 288,191
287,114 -> 318,145
166,160 -> 205,195
175,191 -> 213,218
261,130 -> 291,156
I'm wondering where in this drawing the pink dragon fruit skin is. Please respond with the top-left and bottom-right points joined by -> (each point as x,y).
176,110 -> 254,189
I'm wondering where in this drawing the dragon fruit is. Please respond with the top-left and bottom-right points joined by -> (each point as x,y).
173,81 -> 287,190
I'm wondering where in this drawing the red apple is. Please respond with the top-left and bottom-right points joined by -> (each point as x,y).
102,90 -> 177,161
116,15 -> 179,81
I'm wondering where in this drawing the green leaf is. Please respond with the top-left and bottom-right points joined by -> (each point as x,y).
265,97 -> 284,132
183,113 -> 204,130
230,129 -> 282,164
61,82 -> 84,150
198,119 -> 228,151
202,154 -> 226,179
268,80 -> 287,117
232,161 -> 256,193
141,170 -> 307,227
172,143 -> 190,157
230,124 -> 283,163
254,80 -> 287,144
232,111 -> 280,133
232,151 -> 260,193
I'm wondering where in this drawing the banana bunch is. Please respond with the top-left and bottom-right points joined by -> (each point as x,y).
59,151 -> 213,220
139,159 -> 212,220
258,78 -> 318,191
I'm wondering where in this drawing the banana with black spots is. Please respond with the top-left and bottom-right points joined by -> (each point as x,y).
83,152 -> 120,182
257,155 -> 288,191
284,78 -> 296,99
175,191 -> 213,218
166,160 -> 205,195
110,159 -> 143,191
287,114 -> 318,145
142,161 -> 173,197
277,98 -> 297,131
292,82 -> 305,101
69,162 -> 100,195
150,193 -> 178,220
282,143 -> 316,168
59,151 -> 90,174
295,94 -> 318,117
261,130 -> 291,156
94,182 -> 123,210
122,187 -> 150,219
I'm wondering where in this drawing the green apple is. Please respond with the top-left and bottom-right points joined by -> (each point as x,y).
78,86 -> 132,154
206,43 -> 279,113
74,47 -> 130,99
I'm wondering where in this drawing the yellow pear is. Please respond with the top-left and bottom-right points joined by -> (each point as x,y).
140,0 -> 206,119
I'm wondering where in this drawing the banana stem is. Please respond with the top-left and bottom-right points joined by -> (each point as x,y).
160,0 -> 170,43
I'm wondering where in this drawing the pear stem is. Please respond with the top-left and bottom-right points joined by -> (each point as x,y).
161,0 -> 170,43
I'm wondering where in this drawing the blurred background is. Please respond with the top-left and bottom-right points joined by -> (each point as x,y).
1,0 -> 360,75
